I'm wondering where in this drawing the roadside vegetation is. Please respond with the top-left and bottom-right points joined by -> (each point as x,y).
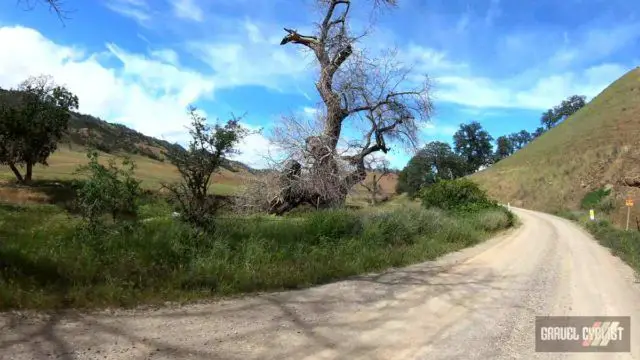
556,188 -> 640,275
0,0 -> 515,311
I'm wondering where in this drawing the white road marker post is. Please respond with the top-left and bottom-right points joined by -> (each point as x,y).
589,209 -> 595,221
625,198 -> 634,231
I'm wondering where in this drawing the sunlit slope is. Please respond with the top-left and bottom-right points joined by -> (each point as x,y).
471,66 -> 640,221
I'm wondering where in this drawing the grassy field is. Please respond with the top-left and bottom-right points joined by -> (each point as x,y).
0,147 -> 399,206
471,66 -> 640,227
0,196 -> 513,310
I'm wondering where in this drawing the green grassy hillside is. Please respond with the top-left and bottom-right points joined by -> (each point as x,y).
471,66 -> 640,226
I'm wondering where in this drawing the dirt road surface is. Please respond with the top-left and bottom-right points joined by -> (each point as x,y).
2,208 -> 640,359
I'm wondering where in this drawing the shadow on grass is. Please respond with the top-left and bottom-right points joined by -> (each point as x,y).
0,247 -> 74,308
0,179 -> 80,214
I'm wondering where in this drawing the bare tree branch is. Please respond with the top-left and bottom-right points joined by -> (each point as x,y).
262,0 -> 434,214
16,0 -> 74,23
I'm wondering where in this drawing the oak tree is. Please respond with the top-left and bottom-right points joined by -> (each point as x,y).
0,75 -> 79,184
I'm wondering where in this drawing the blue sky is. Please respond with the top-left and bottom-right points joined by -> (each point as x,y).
0,0 -> 638,168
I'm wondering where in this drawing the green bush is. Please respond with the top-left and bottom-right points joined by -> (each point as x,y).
580,188 -> 613,212
419,178 -> 497,211
74,150 -> 142,229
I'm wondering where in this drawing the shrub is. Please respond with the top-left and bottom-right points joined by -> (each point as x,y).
74,150 -> 142,229
580,188 -> 612,211
474,209 -> 513,232
162,107 -> 248,230
419,178 -> 497,212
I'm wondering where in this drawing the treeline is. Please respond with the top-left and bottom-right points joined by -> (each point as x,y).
397,94 -> 587,197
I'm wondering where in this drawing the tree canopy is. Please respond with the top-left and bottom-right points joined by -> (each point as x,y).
540,94 -> 586,130
0,75 -> 79,183
494,135 -> 514,162
453,121 -> 494,173
396,141 -> 466,197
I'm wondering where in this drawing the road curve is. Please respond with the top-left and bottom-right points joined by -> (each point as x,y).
2,208 -> 640,359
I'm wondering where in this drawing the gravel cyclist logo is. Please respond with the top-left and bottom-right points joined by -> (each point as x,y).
535,316 -> 630,352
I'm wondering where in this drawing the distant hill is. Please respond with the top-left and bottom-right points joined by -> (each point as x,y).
0,89 -> 399,203
65,112 -> 181,161
65,112 -> 254,173
471,66 -> 640,226
0,87 -> 254,173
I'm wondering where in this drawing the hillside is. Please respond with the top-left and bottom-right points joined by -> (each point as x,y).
471,66 -> 640,225
0,101 -> 398,204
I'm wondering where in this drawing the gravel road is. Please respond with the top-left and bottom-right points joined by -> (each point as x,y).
2,208 -> 640,359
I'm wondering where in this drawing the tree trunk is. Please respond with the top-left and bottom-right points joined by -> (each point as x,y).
8,163 -> 25,184
25,162 -> 33,184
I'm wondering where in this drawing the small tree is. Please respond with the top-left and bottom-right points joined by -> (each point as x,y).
75,150 -> 142,230
540,94 -> 587,130
0,75 -> 79,184
163,107 -> 248,229
494,135 -> 514,161
532,127 -> 545,138
507,130 -> 532,150
396,141 -> 466,197
360,158 -> 390,205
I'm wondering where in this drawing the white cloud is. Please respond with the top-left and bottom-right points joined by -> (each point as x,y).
420,121 -> 458,137
187,20 -> 313,92
149,48 -> 180,65
229,124 -> 283,168
432,63 -> 630,110
0,26 -> 214,143
170,0 -> 204,22
104,0 -> 152,25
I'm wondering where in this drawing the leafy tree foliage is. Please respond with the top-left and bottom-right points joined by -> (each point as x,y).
453,121 -> 494,173
163,107 -> 248,229
532,127 -> 545,138
507,130 -> 532,150
540,94 -> 587,130
396,141 -> 466,197
494,135 -> 514,161
419,178 -> 497,212
75,150 -> 142,230
0,75 -> 79,183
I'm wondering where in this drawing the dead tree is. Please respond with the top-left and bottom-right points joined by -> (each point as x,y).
270,0 -> 432,215
360,157 -> 390,205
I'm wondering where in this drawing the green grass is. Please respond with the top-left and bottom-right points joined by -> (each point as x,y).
585,220 -> 640,274
471,67 -> 640,223
0,201 -> 514,310
0,147 -> 245,195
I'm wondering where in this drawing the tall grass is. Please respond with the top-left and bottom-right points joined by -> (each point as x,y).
585,220 -> 640,273
0,202 -> 513,310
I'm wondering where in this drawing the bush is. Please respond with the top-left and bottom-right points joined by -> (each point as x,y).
419,178 -> 497,212
580,188 -> 614,213
474,208 -> 514,232
74,150 -> 142,229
